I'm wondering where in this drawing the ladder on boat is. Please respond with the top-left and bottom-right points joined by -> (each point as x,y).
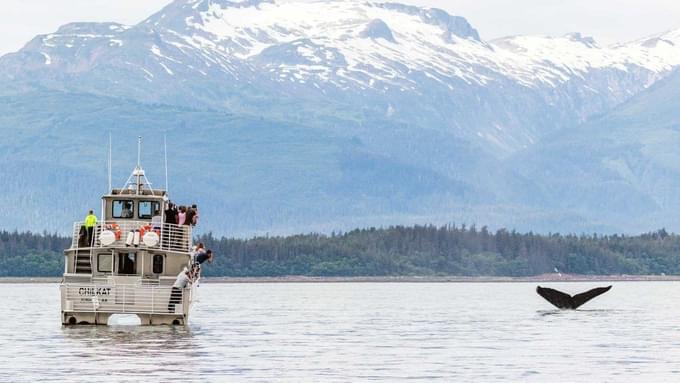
75,250 -> 92,274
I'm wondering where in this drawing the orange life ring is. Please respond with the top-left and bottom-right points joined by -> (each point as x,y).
106,223 -> 122,240
139,224 -> 152,237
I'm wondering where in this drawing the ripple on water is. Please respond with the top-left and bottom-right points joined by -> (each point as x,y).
1,282 -> 680,382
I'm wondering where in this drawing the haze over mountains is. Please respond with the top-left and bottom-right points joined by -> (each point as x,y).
1,0 -> 679,235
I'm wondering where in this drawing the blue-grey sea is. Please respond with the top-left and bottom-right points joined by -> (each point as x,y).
2,282 -> 679,382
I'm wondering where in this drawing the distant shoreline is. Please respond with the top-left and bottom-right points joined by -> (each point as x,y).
1,274 -> 679,284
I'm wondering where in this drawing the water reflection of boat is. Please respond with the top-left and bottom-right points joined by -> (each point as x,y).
60,138 -> 195,325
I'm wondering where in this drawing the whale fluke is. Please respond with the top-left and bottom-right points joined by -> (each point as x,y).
536,285 -> 612,309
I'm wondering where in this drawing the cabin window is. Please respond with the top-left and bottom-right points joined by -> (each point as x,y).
152,254 -> 164,274
118,252 -> 137,275
139,201 -> 161,219
112,200 -> 134,219
98,253 -> 113,273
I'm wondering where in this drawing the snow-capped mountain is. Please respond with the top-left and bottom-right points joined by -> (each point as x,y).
3,0 -> 680,156
1,0 -> 680,234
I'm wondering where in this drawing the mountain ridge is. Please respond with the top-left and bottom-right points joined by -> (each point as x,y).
3,0 -> 679,156
1,0 -> 680,235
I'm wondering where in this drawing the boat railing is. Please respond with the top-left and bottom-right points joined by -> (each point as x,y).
71,220 -> 193,253
60,283 -> 191,315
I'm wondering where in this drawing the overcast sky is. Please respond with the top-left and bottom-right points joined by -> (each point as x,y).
1,0 -> 679,56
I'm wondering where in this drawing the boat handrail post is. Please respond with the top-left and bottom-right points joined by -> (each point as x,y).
100,193 -> 106,238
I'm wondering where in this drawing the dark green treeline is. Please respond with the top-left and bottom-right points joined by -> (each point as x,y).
0,231 -> 70,276
3,226 -> 680,277
199,225 -> 680,277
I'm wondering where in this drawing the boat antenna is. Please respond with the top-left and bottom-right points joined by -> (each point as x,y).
164,133 -> 169,194
136,136 -> 143,195
108,132 -> 112,193
137,136 -> 142,169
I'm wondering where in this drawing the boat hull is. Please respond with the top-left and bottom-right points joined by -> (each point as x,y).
61,311 -> 189,326
60,282 -> 193,326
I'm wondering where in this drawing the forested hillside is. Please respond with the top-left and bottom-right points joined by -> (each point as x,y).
4,226 -> 680,277
0,231 -> 69,276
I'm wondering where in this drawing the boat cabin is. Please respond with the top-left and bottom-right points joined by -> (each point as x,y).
65,166 -> 192,284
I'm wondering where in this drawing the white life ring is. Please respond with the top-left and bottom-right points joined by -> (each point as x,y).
99,230 -> 117,246
143,231 -> 160,247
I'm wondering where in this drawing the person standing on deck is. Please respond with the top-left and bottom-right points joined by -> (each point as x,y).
165,202 -> 177,225
177,206 -> 186,225
151,209 -> 162,230
163,202 -> 178,248
84,210 -> 97,246
184,205 -> 196,226
190,204 -> 199,226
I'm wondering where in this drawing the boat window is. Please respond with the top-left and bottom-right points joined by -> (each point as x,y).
98,253 -> 113,273
139,201 -> 161,219
152,254 -> 164,274
118,252 -> 137,275
112,200 -> 134,219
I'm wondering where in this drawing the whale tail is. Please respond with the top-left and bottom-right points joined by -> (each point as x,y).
536,285 -> 612,309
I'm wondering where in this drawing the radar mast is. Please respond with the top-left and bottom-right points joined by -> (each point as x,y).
120,136 -> 155,195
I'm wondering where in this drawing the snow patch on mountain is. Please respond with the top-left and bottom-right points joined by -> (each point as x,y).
491,31 -> 680,85
360,19 -> 397,43
40,52 -> 51,65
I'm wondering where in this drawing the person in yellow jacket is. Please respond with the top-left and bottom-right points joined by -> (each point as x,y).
84,210 -> 97,246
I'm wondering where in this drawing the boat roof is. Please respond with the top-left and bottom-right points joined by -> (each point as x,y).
107,188 -> 166,197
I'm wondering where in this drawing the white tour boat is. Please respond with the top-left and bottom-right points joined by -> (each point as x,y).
60,139 -> 196,325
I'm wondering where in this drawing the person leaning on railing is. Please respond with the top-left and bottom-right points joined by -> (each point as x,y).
191,247 -> 213,282
195,249 -> 213,266
190,242 -> 205,262
168,268 -> 193,313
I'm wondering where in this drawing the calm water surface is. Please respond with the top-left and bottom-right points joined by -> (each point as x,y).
2,282 -> 680,382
